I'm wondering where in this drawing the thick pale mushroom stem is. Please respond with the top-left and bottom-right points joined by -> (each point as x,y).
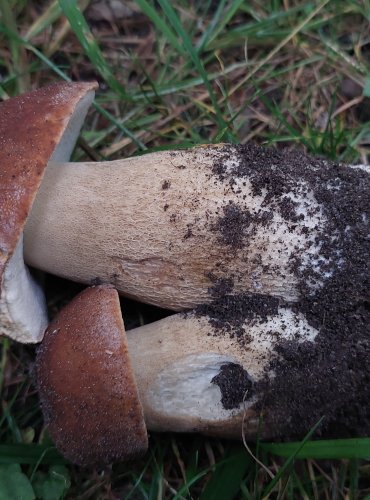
24,145 -> 335,310
125,308 -> 318,438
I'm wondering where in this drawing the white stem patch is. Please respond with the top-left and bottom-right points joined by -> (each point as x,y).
146,353 -> 253,422
0,237 -> 47,342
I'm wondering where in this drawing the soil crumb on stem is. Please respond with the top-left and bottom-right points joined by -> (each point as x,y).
211,363 -> 254,409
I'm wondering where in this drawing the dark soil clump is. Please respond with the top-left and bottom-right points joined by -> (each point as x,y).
206,274 -> 234,298
202,144 -> 370,437
211,363 -> 254,409
211,202 -> 253,249
195,289 -> 279,340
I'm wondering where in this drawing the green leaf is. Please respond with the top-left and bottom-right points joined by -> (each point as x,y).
0,464 -> 35,500
199,447 -> 251,500
32,466 -> 71,500
0,444 -> 67,465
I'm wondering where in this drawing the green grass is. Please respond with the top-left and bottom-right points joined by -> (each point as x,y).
1,0 -> 370,498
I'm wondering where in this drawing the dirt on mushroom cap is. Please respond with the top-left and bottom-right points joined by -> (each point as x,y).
194,144 -> 369,438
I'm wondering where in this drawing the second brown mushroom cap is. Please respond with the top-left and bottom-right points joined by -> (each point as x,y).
37,285 -> 147,466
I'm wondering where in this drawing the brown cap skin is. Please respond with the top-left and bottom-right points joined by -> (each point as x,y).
36,285 -> 148,466
0,81 -> 97,289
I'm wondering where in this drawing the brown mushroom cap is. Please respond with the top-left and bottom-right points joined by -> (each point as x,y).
36,285 -> 148,466
0,81 -> 97,342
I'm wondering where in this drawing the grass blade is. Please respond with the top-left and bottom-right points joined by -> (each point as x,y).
0,0 -> 28,92
224,0 -> 330,100
196,0 -> 227,53
261,417 -> 324,498
261,438 -> 370,460
199,447 -> 251,500
155,0 -> 235,142
134,0 -> 186,56
24,0 -> 62,41
92,102 -> 147,151
58,0 -> 129,100
201,0 -> 246,51
0,24 -> 146,150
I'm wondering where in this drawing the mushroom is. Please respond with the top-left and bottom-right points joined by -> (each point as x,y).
36,284 -> 319,464
2,82 -> 368,336
0,81 -> 97,342
36,285 -> 147,466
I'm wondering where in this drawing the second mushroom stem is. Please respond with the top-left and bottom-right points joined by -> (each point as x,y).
126,305 -> 318,438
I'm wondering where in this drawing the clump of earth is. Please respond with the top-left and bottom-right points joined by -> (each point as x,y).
195,144 -> 369,439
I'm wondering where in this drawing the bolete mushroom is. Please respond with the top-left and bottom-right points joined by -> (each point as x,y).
25,146 -> 308,309
1,83 -> 367,320
0,84 -> 370,352
0,81 -> 97,342
36,285 -> 318,459
36,285 -> 148,466
123,286 -> 370,441
37,274 -> 370,465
